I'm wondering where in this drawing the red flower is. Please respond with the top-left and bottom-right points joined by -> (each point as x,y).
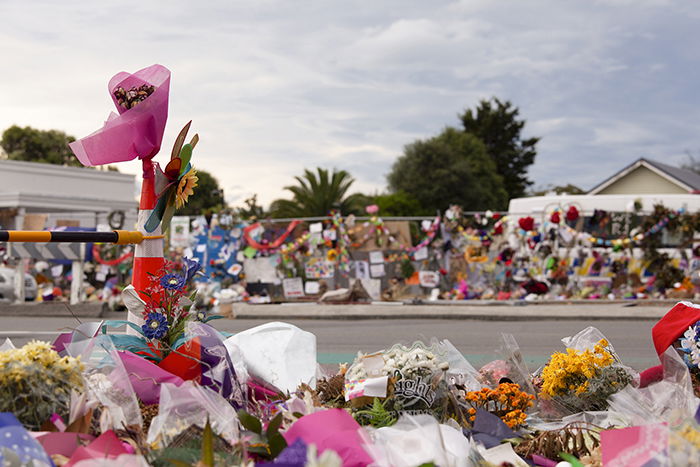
439,268 -> 447,275
494,224 -> 504,235
518,217 -> 535,231
566,206 -> 579,222
492,213 -> 501,221
550,212 -> 561,224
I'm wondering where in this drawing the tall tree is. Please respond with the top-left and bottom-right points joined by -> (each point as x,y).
269,168 -> 365,218
176,169 -> 225,215
373,191 -> 426,216
460,98 -> 539,200
387,127 -> 508,212
1,125 -> 81,167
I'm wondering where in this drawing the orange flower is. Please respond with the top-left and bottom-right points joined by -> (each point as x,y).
175,168 -> 198,209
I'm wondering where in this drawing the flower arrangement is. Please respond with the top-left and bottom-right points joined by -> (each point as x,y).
679,321 -> 700,370
0,341 -> 84,429
464,382 -> 535,429
138,256 -> 214,355
537,339 -> 632,414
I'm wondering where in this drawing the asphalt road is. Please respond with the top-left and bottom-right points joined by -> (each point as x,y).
0,315 -> 660,371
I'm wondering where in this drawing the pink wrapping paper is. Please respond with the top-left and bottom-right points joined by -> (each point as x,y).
283,409 -> 372,467
63,430 -> 132,466
119,351 -> 184,404
69,64 -> 170,166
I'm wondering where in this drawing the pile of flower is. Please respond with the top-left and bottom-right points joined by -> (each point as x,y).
464,382 -> 535,429
537,338 -> 633,414
0,341 -> 83,430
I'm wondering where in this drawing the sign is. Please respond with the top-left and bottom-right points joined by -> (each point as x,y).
170,216 -> 190,248
419,270 -> 440,288
10,243 -> 84,261
282,277 -> 305,299
369,250 -> 384,264
304,258 -> 334,279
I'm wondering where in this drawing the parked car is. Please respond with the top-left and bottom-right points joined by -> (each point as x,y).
0,267 -> 38,302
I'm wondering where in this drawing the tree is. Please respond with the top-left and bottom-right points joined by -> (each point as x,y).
460,98 -> 539,200
387,127 -> 508,212
529,183 -> 585,196
373,191 -> 426,216
268,168 -> 365,218
1,125 -> 81,167
176,169 -> 225,215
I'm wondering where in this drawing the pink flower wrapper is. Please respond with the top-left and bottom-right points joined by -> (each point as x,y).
283,409 -> 373,467
69,64 -> 170,166
119,350 -> 184,405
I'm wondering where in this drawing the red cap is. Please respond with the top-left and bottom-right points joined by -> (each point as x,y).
652,301 -> 700,356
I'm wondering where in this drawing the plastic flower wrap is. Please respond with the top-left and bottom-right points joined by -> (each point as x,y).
69,64 -> 170,166
0,340 -> 84,430
535,328 -> 633,417
345,342 -> 450,420
677,318 -> 700,396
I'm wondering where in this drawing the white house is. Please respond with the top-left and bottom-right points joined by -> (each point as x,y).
0,160 -> 137,230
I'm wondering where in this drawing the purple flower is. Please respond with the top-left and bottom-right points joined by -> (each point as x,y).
182,256 -> 201,282
195,309 -> 207,321
142,312 -> 168,339
274,439 -> 307,464
160,273 -> 186,290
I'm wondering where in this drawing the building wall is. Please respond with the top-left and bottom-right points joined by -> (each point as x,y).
596,166 -> 688,195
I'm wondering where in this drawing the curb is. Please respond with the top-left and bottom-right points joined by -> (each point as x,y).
0,302 -> 106,318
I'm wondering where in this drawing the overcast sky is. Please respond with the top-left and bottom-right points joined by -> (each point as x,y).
1,0 -> 698,207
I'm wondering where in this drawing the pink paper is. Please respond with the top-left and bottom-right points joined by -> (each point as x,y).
70,64 -> 170,166
119,351 -> 184,404
35,432 -> 94,458
601,423 -> 668,467
283,409 -> 372,467
64,430 -> 130,466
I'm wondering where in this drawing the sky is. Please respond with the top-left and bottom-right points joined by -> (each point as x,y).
1,0 -> 698,207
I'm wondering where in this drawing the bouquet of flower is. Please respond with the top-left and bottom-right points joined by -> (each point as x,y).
464,382 -> 535,429
138,257 -> 211,354
346,342 -> 450,420
0,341 -> 84,429
678,320 -> 700,397
536,338 -> 632,415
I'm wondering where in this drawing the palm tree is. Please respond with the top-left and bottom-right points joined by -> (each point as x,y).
268,168 -> 367,218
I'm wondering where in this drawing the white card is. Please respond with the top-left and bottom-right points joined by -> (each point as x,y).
369,250 -> 384,264
309,222 -> 323,233
370,263 -> 385,278
50,265 -> 63,277
304,281 -> 320,294
414,246 -> 429,261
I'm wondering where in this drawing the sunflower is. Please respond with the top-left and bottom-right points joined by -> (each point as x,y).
175,168 -> 198,209
326,249 -> 338,262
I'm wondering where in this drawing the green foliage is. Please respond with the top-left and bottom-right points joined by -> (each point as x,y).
235,194 -> 266,220
237,410 -> 287,460
269,167 -> 366,218
460,97 -> 539,200
374,190 -> 427,216
354,397 -> 398,428
388,127 -> 508,212
177,169 -> 225,216
1,125 -> 81,167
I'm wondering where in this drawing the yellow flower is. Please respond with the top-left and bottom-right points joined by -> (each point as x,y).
327,249 -> 338,262
175,168 -> 198,209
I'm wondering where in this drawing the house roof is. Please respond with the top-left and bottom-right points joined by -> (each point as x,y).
588,158 -> 700,194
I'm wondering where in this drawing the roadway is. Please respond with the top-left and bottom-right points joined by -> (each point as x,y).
0,315 -> 660,370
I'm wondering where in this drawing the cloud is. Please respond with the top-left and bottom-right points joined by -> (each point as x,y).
0,0 -> 698,207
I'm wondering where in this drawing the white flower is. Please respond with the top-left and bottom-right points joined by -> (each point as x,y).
680,326 -> 698,350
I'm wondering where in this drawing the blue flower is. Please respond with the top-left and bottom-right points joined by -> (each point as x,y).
195,309 -> 207,321
182,256 -> 201,282
142,312 -> 168,339
160,273 -> 186,290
